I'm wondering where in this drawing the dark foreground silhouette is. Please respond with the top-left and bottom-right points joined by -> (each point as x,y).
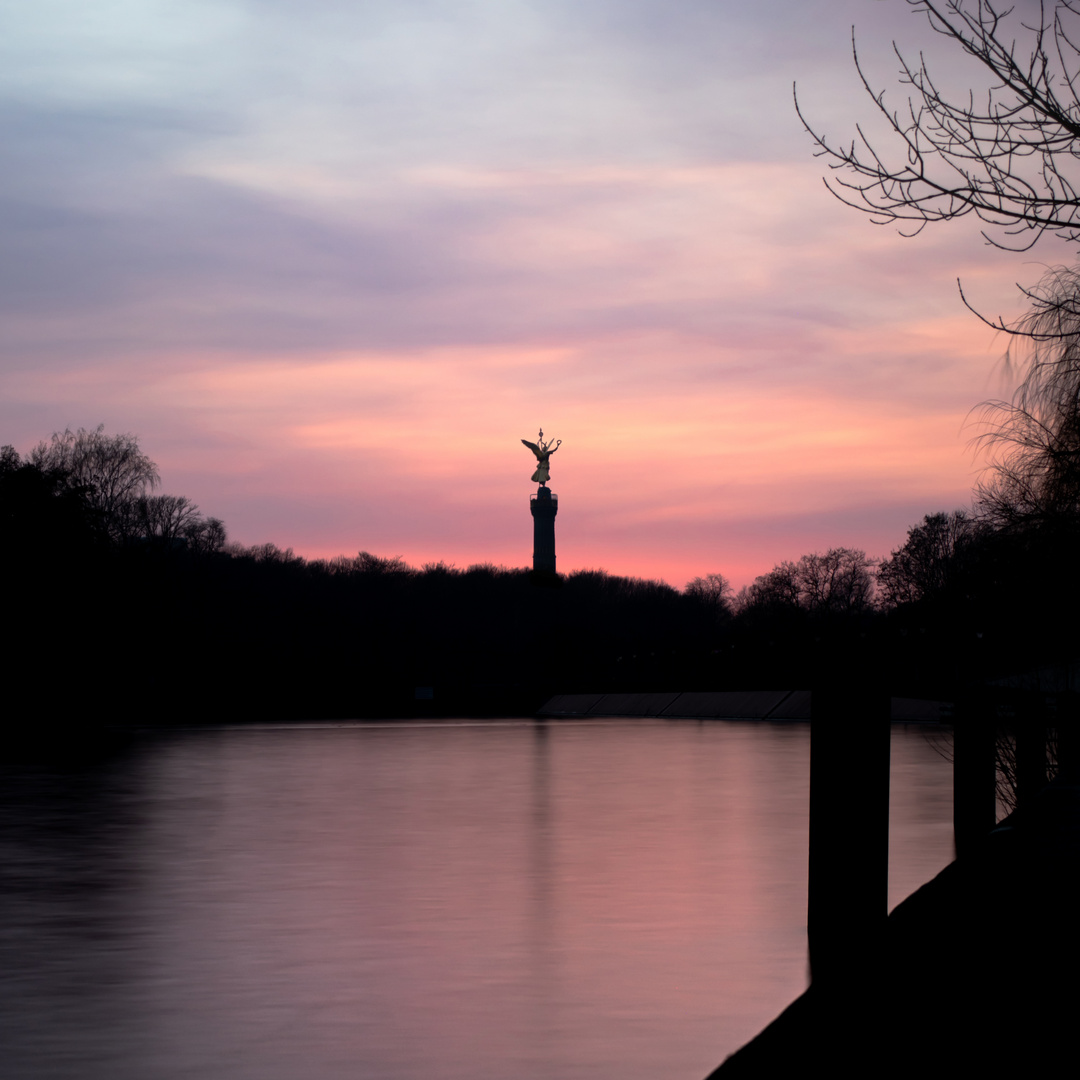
708,779 -> 1080,1079
5,429 -> 1080,733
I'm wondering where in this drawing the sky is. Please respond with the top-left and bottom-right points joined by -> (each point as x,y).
2,0 -> 1072,589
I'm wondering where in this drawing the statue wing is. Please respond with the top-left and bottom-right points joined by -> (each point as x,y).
521,439 -> 542,458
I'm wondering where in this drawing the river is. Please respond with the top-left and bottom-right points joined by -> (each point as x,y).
0,719 -> 953,1079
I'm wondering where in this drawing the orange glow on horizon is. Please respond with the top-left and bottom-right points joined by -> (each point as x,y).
37,339 -> 984,589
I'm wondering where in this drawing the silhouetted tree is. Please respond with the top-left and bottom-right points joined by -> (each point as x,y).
127,494 -> 225,552
877,510 -> 986,605
226,541 -> 303,564
0,444 -> 98,556
799,1 -> 1080,250
29,425 -> 159,540
685,572 -> 734,616
739,549 -> 875,615
136,495 -> 201,541
738,561 -> 802,613
354,550 -> 416,576
796,548 -> 877,614
973,264 -> 1080,524
182,515 -> 227,555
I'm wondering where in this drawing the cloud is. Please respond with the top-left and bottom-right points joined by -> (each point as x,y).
0,0 -> 1060,588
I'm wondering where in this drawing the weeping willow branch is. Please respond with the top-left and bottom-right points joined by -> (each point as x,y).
972,264 -> 1080,521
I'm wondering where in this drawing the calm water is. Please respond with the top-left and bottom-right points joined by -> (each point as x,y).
0,720 -> 952,1080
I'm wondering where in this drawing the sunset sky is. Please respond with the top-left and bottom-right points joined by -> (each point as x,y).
2,0 -> 1068,588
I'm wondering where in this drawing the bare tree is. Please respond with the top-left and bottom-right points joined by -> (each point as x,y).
877,510 -> 987,603
738,549 -> 875,614
795,548 -> 877,614
136,495 -> 203,542
226,541 -> 303,564
685,572 -> 734,612
353,551 -> 415,576
29,425 -> 159,538
798,1 -> 1080,250
739,561 -> 802,612
183,515 -> 226,555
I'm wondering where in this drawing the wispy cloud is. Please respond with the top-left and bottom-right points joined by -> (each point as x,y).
0,0 -> 1065,586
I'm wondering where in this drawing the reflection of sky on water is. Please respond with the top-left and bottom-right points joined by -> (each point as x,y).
0,721 -> 952,1079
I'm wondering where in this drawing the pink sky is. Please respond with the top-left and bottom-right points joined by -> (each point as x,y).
1,0 -> 1068,588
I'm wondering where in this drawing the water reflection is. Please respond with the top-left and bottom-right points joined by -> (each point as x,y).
0,721 -> 952,1080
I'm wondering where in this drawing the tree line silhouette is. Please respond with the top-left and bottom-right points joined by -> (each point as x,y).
4,374 -> 1080,730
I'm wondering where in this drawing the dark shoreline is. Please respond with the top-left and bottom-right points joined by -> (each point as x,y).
708,779 -> 1080,1079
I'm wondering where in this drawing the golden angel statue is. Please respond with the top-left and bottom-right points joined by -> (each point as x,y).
521,428 -> 561,485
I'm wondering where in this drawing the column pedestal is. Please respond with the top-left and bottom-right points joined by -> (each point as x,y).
530,486 -> 558,574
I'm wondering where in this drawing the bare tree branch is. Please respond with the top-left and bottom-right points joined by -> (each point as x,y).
797,1 -> 1080,249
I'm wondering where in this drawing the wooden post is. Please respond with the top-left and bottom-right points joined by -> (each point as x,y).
807,682 -> 891,983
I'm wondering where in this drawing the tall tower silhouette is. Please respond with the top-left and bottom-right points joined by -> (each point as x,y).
530,486 -> 558,573
520,429 -> 561,575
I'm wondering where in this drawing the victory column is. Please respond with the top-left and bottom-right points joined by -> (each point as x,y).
521,430 -> 560,574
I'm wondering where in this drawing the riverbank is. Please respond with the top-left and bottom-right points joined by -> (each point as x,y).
707,779 -> 1080,1078
538,691 -> 949,722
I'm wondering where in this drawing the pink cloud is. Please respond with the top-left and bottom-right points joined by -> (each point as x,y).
1,1 -> 1059,593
